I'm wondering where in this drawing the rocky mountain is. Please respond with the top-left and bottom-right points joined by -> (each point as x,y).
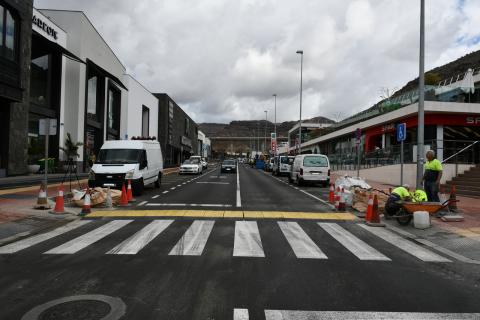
199,116 -> 334,138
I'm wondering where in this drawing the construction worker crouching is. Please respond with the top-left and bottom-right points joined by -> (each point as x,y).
385,184 -> 412,217
411,189 -> 428,203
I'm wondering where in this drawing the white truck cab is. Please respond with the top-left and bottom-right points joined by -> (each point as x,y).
88,140 -> 163,195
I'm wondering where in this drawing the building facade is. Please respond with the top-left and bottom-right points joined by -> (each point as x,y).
0,0 -> 33,177
155,93 -> 199,167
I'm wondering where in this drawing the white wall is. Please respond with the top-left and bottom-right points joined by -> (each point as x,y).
333,163 -> 475,186
122,75 -> 159,139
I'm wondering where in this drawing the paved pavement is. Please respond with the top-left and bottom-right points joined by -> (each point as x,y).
0,163 -> 479,319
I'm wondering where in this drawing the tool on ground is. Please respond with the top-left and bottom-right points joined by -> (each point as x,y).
119,183 -> 129,206
127,179 -> 136,202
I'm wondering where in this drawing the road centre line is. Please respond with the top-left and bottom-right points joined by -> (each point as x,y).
170,187 -> 176,190
151,195 -> 160,199
263,310 -> 480,320
162,191 -> 169,194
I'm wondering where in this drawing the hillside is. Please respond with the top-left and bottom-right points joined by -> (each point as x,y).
199,116 -> 334,138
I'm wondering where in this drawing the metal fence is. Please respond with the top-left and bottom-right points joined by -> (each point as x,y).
329,140 -> 479,171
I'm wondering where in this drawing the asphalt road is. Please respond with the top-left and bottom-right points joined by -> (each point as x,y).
0,163 -> 479,319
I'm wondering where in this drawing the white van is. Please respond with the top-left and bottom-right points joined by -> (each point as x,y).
273,155 -> 295,176
289,154 -> 330,186
88,140 -> 163,195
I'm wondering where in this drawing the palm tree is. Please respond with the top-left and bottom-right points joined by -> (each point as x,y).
60,133 -> 83,160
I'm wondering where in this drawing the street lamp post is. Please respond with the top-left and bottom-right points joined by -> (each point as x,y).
257,122 -> 260,156
273,94 -> 277,155
296,50 -> 303,154
264,110 -> 268,154
416,0 -> 425,189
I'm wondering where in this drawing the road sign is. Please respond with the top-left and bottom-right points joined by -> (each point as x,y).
39,118 -> 57,136
397,123 -> 406,142
355,128 -> 361,144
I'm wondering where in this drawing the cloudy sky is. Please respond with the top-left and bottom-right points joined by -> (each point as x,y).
35,0 -> 480,124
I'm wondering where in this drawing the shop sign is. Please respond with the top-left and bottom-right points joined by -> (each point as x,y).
33,15 -> 58,40
382,123 -> 395,132
181,136 -> 192,148
466,116 -> 480,125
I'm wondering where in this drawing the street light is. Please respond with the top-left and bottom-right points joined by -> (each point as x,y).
296,50 -> 303,154
273,94 -> 277,155
416,0 -> 425,189
264,110 -> 268,154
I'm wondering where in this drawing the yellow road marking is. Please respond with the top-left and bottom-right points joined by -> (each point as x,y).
86,210 -> 357,220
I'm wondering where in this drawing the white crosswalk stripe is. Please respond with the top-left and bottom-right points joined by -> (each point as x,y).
45,220 -> 133,254
0,220 -> 91,254
107,220 -> 173,255
233,221 -> 265,257
278,222 -> 327,259
358,224 -> 451,262
319,223 -> 390,261
263,310 -> 480,320
169,220 -> 215,256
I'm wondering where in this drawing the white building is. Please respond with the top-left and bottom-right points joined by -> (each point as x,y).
121,75 -> 159,140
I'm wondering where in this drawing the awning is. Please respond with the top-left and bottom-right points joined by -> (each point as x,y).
32,30 -> 84,64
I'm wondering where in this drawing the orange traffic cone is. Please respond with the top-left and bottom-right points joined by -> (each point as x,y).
366,194 -> 385,227
338,188 -> 346,212
365,194 -> 373,221
35,181 -> 51,210
328,183 -> 335,203
119,183 -> 129,207
449,185 -> 458,211
52,184 -> 65,214
127,179 -> 136,202
80,188 -> 92,215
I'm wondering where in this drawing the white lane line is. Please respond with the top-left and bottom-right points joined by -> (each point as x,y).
297,189 -> 335,209
318,223 -> 390,261
233,221 -> 264,257
170,187 -> 176,190
278,222 -> 327,259
162,191 -> 169,194
45,220 -> 133,254
359,224 -> 451,262
234,308 -> 249,320
169,220 -> 215,256
177,184 -> 182,187
137,201 -> 148,207
196,182 -> 230,185
264,310 -> 480,319
107,220 -> 173,255
182,182 -> 187,185
236,164 -> 242,207
0,220 -> 91,254
152,195 -> 160,199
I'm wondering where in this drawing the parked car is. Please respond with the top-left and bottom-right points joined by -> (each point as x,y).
179,158 -> 203,175
201,158 -> 208,169
221,159 -> 237,173
273,155 -> 295,176
289,154 -> 330,186
88,140 -> 163,196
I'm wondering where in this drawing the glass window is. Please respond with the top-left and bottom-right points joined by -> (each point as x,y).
108,89 -> 114,128
303,156 -> 329,167
97,149 -> 141,164
142,106 -> 149,137
0,6 -> 4,46
4,9 -> 15,60
30,55 -> 50,107
87,76 -> 98,120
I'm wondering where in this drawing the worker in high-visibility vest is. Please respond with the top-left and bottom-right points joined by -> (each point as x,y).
411,189 -> 428,203
385,184 -> 412,217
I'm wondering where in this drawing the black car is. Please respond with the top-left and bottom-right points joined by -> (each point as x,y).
221,159 -> 237,173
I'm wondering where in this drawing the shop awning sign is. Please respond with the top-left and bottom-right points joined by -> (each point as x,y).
396,123 -> 406,142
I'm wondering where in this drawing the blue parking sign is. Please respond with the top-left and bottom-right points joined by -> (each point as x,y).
397,123 -> 406,142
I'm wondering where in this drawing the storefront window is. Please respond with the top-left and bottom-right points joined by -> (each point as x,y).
30,55 -> 50,107
0,5 -> 17,61
87,76 -> 98,121
107,85 -> 120,139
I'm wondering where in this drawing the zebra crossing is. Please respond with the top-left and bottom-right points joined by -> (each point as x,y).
0,219 -> 452,262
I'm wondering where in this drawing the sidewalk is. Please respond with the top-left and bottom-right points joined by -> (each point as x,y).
332,172 -> 480,262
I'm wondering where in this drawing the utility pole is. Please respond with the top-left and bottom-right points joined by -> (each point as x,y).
296,50 -> 304,154
264,110 -> 268,154
273,94 -> 277,155
416,0 -> 425,189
